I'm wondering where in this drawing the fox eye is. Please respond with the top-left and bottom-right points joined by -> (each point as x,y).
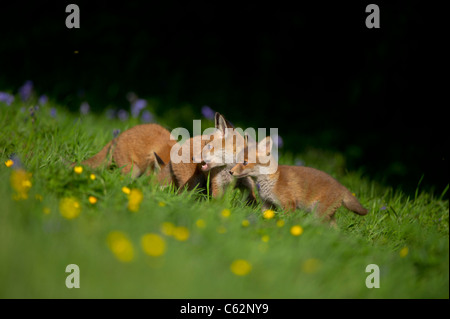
243,161 -> 248,166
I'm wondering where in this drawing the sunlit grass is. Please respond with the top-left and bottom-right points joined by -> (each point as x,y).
0,96 -> 448,298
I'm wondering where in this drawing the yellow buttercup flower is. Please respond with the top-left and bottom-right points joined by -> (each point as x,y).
5,159 -> 14,167
127,188 -> 143,212
221,208 -> 231,218
88,196 -> 97,204
90,174 -> 96,180
59,197 -> 81,219
122,186 -> 131,194
10,169 -> 32,200
230,259 -> 252,276
276,220 -> 285,227
173,226 -> 190,241
399,247 -> 409,258
73,166 -> 83,174
290,225 -> 303,236
158,201 -> 166,207
107,231 -> 134,262
196,219 -> 206,228
141,233 -> 166,257
161,222 -> 175,236
263,209 -> 275,219
261,235 -> 270,242
241,219 -> 250,227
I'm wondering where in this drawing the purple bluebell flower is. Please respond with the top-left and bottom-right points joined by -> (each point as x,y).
201,105 -> 215,120
50,108 -> 57,118
380,205 -> 387,211
131,99 -> 147,118
38,95 -> 48,105
273,135 -> 283,148
117,109 -> 129,121
19,80 -> 33,101
0,92 -> 14,106
113,129 -> 121,138
80,102 -> 90,115
140,110 -> 153,123
295,159 -> 304,166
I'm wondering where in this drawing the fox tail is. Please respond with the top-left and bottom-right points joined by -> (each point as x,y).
74,139 -> 116,169
342,191 -> 368,215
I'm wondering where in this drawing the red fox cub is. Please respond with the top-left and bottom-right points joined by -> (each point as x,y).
77,123 -> 176,178
229,136 -> 368,225
156,112 -> 256,203
195,113 -> 256,203
156,134 -> 211,191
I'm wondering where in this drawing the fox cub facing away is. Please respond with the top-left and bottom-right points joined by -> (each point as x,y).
77,123 -> 176,178
230,136 -> 368,225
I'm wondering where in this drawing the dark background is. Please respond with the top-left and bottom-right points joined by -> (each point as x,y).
0,1 -> 447,195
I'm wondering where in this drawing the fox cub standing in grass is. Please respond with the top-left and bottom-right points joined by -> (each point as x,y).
230,136 -> 368,225
77,123 -> 176,178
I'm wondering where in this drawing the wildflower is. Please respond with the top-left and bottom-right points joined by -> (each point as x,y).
161,222 -> 175,236
399,247 -> 409,258
18,80 -> 33,101
261,235 -> 270,242
43,207 -> 51,215
201,105 -> 215,120
127,188 -> 143,212
0,92 -> 14,106
5,159 -> 14,167
158,201 -> 166,207
106,231 -> 134,262
263,209 -> 275,219
276,135 -> 283,148
73,166 -> 83,174
80,102 -> 90,115
230,259 -> 252,276
173,226 -> 190,241
221,208 -> 231,218
217,226 -> 227,234
290,225 -> 303,236
141,233 -> 166,257
50,108 -> 57,118
117,109 -> 129,121
380,205 -> 387,211
276,220 -> 285,227
38,94 -> 48,105
301,258 -> 321,274
59,197 -> 81,219
241,219 -> 250,227
35,194 -> 43,202
88,196 -> 97,204
295,159 -> 304,166
10,169 -> 32,200
113,129 -> 121,138
196,219 -> 206,228
131,99 -> 147,118
122,186 -> 131,194
90,174 -> 96,180
140,110 -> 153,123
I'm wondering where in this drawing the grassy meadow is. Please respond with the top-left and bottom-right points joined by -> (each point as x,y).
0,94 -> 448,298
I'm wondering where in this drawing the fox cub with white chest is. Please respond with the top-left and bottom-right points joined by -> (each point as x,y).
230,136 -> 368,225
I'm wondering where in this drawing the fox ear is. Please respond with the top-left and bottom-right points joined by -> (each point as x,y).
215,113 -> 229,137
153,152 -> 166,172
257,136 -> 273,156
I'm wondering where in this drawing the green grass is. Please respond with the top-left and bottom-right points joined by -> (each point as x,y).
0,98 -> 448,298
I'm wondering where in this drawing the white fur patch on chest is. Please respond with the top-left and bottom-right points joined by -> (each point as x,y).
256,175 -> 280,207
